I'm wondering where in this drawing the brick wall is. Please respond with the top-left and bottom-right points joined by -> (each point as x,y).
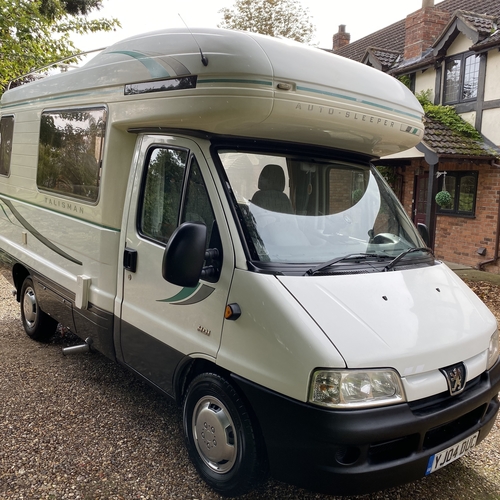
437,162 -> 500,272
404,7 -> 450,60
399,161 -> 500,273
332,25 -> 351,51
329,169 -> 353,212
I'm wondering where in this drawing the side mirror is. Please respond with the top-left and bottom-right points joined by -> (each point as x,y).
417,223 -> 430,247
162,222 -> 207,287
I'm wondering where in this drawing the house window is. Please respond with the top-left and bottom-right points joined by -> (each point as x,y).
443,53 -> 480,104
437,171 -> 478,216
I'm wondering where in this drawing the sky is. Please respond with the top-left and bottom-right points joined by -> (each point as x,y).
72,0 -> 445,55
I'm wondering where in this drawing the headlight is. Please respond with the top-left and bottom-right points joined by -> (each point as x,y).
309,369 -> 406,409
487,329 -> 499,370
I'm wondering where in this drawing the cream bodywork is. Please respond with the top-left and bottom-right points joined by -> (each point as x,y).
277,263 -> 497,401
0,28 -> 424,315
218,262 -> 496,402
2,28 -> 424,158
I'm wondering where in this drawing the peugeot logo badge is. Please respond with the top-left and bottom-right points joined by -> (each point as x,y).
440,363 -> 466,396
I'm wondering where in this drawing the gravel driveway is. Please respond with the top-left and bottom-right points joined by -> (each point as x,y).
0,274 -> 499,500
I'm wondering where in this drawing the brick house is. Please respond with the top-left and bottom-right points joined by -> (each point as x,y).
332,0 -> 500,272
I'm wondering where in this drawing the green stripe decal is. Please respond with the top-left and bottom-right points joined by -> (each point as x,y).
110,50 -> 171,79
198,78 -> 273,86
297,85 -> 422,120
1,89 -> 118,110
0,196 -> 82,266
157,283 -> 215,305
0,201 -> 15,225
0,194 -> 120,232
158,284 -> 200,303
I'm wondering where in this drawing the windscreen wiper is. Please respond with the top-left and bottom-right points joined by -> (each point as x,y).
383,247 -> 433,272
305,253 -> 388,276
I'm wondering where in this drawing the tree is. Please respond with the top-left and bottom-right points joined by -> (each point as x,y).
0,0 -> 119,93
40,0 -> 105,17
218,0 -> 315,44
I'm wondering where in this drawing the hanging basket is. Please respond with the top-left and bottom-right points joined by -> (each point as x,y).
435,190 -> 452,207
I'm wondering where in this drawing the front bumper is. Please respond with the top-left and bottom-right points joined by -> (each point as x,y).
232,359 -> 500,496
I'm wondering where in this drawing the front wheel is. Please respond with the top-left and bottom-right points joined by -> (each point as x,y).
20,276 -> 57,341
183,373 -> 267,497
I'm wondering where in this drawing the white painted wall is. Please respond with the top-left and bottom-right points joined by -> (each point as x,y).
484,49 -> 500,102
481,108 -> 500,146
414,68 -> 437,101
459,111 -> 476,127
447,33 -> 472,56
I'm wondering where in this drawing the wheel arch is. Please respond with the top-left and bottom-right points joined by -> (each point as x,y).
12,263 -> 30,302
173,357 -> 229,406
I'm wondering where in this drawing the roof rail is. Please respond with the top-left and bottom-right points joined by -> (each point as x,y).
6,47 -> 106,91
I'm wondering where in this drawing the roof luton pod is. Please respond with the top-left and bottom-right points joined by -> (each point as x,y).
1,27 -> 423,157
0,28 -> 499,498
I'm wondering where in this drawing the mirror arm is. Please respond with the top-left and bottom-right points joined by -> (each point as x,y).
202,248 -> 221,279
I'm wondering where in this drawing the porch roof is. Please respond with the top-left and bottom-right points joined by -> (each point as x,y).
379,116 -> 500,162
422,116 -> 500,159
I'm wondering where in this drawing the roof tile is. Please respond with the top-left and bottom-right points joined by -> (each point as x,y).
333,0 -> 500,61
423,116 -> 499,157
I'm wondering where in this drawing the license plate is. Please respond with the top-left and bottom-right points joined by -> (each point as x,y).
425,431 -> 479,475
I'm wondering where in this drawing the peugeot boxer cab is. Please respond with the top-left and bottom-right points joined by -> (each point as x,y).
0,28 -> 499,497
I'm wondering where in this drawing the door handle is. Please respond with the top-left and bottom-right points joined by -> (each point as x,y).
123,247 -> 138,273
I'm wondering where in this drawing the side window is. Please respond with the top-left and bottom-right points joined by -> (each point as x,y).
182,157 -> 216,242
37,107 -> 106,203
140,147 -> 188,242
0,116 -> 14,176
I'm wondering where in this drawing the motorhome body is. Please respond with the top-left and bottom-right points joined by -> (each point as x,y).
0,28 -> 499,496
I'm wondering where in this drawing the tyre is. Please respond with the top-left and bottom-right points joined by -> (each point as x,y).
183,373 -> 267,497
20,276 -> 57,341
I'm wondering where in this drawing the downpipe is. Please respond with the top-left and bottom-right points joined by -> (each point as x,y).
62,337 -> 93,355
477,161 -> 500,271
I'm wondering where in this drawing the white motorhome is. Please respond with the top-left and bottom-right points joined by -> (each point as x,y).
0,28 -> 499,497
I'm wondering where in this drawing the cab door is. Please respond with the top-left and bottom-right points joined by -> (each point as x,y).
118,135 -> 233,395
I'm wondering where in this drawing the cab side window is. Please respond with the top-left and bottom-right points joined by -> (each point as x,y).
0,116 -> 14,176
140,147 -> 187,242
140,148 -> 221,282
140,149 -> 217,246
182,157 -> 216,242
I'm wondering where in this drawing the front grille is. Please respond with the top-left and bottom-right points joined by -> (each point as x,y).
365,374 -> 489,465
408,374 -> 482,415
423,404 -> 486,450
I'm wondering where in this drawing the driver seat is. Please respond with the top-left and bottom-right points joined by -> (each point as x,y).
251,164 -> 293,214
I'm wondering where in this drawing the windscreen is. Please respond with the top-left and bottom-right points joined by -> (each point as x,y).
219,150 -> 426,268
